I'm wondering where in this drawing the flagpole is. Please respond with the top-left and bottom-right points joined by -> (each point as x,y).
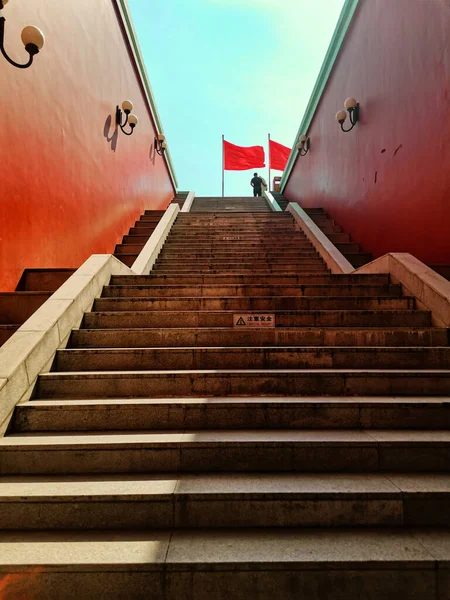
268,133 -> 271,192
222,134 -> 224,198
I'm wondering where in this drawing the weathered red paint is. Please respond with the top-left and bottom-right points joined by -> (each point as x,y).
0,0 -> 175,291
285,0 -> 450,264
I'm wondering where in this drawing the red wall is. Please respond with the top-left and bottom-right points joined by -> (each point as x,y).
0,0 -> 175,291
284,0 -> 450,264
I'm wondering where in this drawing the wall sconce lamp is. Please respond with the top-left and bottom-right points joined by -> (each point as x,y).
296,135 -> 310,156
116,100 -> 138,136
336,98 -> 359,132
154,134 -> 167,156
0,0 -> 45,69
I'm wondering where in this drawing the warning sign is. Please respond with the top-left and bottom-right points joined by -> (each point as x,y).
233,314 -> 275,328
223,236 -> 241,240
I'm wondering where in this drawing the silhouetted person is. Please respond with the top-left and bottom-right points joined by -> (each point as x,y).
251,172 -> 262,197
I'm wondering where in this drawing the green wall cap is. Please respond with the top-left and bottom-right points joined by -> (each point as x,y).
116,0 -> 178,189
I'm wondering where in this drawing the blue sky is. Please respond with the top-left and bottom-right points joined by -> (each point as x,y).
128,0 -> 346,196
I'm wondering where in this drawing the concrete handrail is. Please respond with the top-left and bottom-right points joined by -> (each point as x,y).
131,204 -> 179,274
356,253 -> 450,327
180,191 -> 196,213
0,202 -> 181,435
287,202 -> 353,274
263,191 -> 282,212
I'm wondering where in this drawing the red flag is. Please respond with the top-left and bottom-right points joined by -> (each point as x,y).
269,139 -> 291,171
223,140 -> 266,171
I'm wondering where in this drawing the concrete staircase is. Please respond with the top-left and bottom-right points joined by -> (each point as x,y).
272,194 -> 372,267
0,205 -> 170,346
0,269 -> 75,346
1,198 -> 450,598
430,264 -> 450,281
113,209 -> 166,267
271,190 -> 289,210
191,196 -> 270,212
302,208 -> 372,268
170,191 -> 189,209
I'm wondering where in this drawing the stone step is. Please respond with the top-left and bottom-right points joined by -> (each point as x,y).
163,239 -> 310,246
152,265 -> 328,273
311,215 -> 336,223
173,219 -> 294,225
166,232 -> 302,238
54,347 -> 450,372
326,232 -> 351,243
115,244 -> 146,254
158,250 -> 320,258
430,264 -> 450,280
70,327 -> 447,348
139,215 -> 168,222
0,527 -> 445,599
102,282 -> 403,297
128,227 -> 156,235
166,243 -> 312,250
345,253 -> 373,267
190,202 -> 270,206
82,309 -> 431,329
191,209 -> 271,213
151,270 -> 330,276
178,220 -> 292,226
113,255 -> 136,267
93,295 -> 415,312
2,428 -> 450,474
171,222 -> 295,226
191,202 -> 270,206
165,231 -> 306,237
315,224 -> 343,233
163,239 -> 311,245
134,221 -> 160,228
303,207 -> 325,214
122,235 -> 151,244
0,473 -> 449,529
170,227 -> 297,233
164,237 -> 311,243
156,256 -> 324,263
155,256 -> 322,264
177,215 -> 292,220
14,268 -> 76,292
175,228 -> 295,232
37,369 -> 450,400
0,291 -> 52,323
335,242 -> 361,253
153,266 -> 329,274
109,274 -> 391,286
0,324 -> 19,345
14,398 -> 450,432
162,243 -> 315,250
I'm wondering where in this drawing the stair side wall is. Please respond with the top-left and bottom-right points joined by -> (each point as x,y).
0,0 -> 175,291
284,0 -> 450,265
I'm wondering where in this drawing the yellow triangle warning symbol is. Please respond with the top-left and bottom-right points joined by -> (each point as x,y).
235,317 -> 246,326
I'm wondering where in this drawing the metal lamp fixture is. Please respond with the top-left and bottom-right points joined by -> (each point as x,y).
0,0 -> 45,69
154,134 -> 167,156
296,135 -> 310,156
116,100 -> 138,136
336,98 -> 359,133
